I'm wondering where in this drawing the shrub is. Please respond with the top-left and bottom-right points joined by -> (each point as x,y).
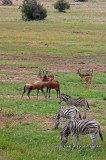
54,0 -> 70,12
2,0 -> 13,6
21,0 -> 47,21
75,0 -> 88,2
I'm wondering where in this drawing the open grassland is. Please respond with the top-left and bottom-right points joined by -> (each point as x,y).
0,1 -> 106,55
0,1 -> 106,160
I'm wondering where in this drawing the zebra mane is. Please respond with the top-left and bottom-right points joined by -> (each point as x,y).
61,93 -> 72,98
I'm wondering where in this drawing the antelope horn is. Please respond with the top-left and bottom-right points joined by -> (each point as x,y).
44,70 -> 48,75
39,70 -> 44,73
42,70 -> 45,75
39,70 -> 42,74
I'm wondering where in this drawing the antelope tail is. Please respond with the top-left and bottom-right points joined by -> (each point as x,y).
23,85 -> 26,92
21,85 -> 26,98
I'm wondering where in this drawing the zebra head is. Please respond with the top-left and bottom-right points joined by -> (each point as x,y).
60,122 -> 71,147
58,93 -> 71,104
58,94 -> 63,104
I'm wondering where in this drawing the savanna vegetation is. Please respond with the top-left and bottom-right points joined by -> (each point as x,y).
0,0 -> 106,160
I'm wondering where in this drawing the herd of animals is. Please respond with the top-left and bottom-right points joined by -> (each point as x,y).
21,69 -> 103,149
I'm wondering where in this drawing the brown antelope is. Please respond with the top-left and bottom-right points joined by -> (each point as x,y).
38,70 -> 60,98
46,80 -> 60,98
38,70 -> 54,82
83,75 -> 92,85
77,69 -> 93,84
21,80 -> 50,99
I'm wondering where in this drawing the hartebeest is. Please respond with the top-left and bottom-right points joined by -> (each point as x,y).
21,80 -> 50,99
38,70 -> 60,98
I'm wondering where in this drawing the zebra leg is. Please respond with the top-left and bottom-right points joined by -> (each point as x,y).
54,117 -> 59,129
54,111 -> 61,129
90,133 -> 97,149
72,133 -> 79,148
66,117 -> 69,123
61,117 -> 64,129
62,117 -> 67,129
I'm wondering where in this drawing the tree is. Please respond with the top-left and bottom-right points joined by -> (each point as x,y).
2,0 -> 13,6
54,0 -> 70,12
21,0 -> 47,21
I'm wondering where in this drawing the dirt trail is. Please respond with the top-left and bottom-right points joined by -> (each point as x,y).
0,53 -> 106,82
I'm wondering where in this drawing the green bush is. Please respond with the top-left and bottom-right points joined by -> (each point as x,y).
21,0 -> 47,21
75,0 -> 88,2
54,0 -> 70,12
2,0 -> 13,6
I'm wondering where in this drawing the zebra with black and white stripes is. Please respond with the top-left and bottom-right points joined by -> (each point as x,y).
60,119 -> 103,149
58,93 -> 90,119
54,105 -> 81,129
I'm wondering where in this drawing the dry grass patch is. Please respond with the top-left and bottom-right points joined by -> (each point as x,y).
0,112 -> 54,130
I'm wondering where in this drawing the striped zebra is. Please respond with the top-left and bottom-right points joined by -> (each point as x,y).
54,105 -> 81,129
61,119 -> 103,149
58,93 -> 90,119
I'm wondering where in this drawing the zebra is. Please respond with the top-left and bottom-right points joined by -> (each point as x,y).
58,93 -> 90,119
54,105 -> 82,129
60,119 -> 103,149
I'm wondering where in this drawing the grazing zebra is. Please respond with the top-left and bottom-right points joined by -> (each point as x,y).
54,105 -> 81,129
58,93 -> 90,119
61,119 -> 103,149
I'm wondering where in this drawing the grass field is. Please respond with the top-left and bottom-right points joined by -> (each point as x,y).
0,0 -> 106,160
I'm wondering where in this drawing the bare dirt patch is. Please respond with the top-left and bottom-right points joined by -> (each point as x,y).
0,113 -> 54,130
0,112 -> 106,132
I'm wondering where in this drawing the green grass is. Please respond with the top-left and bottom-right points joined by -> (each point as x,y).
0,4 -> 106,55
0,71 -> 106,99
0,121 -> 106,160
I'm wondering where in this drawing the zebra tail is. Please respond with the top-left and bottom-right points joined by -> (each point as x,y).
87,101 -> 90,108
79,112 -> 82,119
99,126 -> 103,141
76,109 -> 82,119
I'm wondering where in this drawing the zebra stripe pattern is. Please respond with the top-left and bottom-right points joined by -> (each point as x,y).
61,119 -> 103,149
54,105 -> 81,129
58,93 -> 90,118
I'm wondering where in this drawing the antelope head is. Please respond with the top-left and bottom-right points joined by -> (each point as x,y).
77,68 -> 81,74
